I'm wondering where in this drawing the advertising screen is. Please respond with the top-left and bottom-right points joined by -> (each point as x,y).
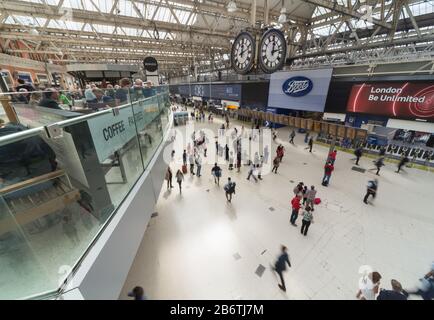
346,82 -> 434,122
268,68 -> 333,112
177,84 -> 241,101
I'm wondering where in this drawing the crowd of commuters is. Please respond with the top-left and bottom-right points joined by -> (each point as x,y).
7,77 -> 157,112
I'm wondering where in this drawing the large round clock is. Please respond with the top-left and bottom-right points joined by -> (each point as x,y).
231,31 -> 256,75
258,28 -> 287,73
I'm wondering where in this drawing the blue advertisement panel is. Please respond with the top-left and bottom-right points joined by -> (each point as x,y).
268,68 -> 333,112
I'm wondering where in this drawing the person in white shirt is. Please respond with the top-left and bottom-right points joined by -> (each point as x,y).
356,271 -> 382,300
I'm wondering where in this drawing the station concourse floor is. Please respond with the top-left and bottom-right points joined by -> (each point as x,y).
119,113 -> 434,300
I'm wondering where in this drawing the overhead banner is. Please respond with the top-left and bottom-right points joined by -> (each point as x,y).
346,82 -> 434,122
268,68 -> 333,112
177,84 -> 241,101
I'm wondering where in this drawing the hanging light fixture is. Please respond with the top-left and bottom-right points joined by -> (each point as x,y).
278,0 -> 287,24
227,0 -> 238,13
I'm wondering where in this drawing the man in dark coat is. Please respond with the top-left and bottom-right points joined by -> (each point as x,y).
273,246 -> 291,291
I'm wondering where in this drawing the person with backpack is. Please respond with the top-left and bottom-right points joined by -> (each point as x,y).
273,245 -> 292,292
272,156 -> 280,174
211,163 -> 222,185
300,206 -> 314,236
322,161 -> 334,186
363,178 -> 378,204
289,130 -> 296,144
354,147 -> 363,165
175,169 -> 184,193
290,194 -> 302,226
224,177 -> 236,202
396,155 -> 409,173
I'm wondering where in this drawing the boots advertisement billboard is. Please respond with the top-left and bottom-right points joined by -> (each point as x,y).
346,82 -> 434,122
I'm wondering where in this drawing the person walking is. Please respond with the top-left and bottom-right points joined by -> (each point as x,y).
290,194 -> 301,226
165,167 -> 174,189
307,137 -> 313,153
405,263 -> 434,300
276,145 -> 285,162
224,177 -> 236,202
188,153 -> 195,175
195,154 -> 202,177
396,155 -> 409,173
272,156 -> 281,174
363,179 -> 378,204
225,144 -> 230,162
377,280 -> 409,300
322,161 -> 334,186
273,246 -> 291,292
370,157 -> 384,176
354,147 -> 363,165
247,163 -> 258,182
289,130 -> 296,144
215,140 -> 219,154
211,163 -> 222,185
305,186 -> 317,211
300,206 -> 314,236
175,169 -> 184,193
182,149 -> 187,166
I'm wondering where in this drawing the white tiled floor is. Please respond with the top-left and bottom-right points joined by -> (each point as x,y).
120,113 -> 434,300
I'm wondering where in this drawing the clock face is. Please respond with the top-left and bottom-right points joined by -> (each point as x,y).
259,29 -> 287,73
231,32 -> 255,75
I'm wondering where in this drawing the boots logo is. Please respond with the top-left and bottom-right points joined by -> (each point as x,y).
282,76 -> 313,97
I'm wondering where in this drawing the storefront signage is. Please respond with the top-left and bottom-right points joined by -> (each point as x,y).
143,57 -> 158,72
268,68 -> 333,112
282,76 -> 313,97
346,82 -> 434,122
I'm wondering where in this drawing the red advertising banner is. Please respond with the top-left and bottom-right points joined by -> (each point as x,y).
346,82 -> 434,121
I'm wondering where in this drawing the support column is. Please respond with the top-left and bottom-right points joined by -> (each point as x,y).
0,95 -> 19,124
251,0 -> 257,27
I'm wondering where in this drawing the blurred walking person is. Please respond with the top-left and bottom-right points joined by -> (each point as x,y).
272,246 -> 292,292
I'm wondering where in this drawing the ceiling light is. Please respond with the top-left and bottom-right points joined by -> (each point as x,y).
278,7 -> 287,24
227,1 -> 237,13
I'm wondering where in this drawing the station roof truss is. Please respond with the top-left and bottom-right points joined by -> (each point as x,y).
0,0 -> 433,77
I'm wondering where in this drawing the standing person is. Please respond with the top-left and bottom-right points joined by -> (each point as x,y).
127,286 -> 146,300
195,154 -> 202,177
377,280 -> 409,300
370,157 -> 384,176
264,145 -> 269,164
229,151 -> 234,171
272,156 -> 280,174
328,150 -> 337,165
302,185 -> 308,205
182,150 -> 187,166
356,271 -> 382,300
211,163 -> 222,185
188,153 -> 195,175
225,114 -> 230,128
363,179 -> 378,204
322,161 -> 334,186
215,140 -> 219,154
165,167 -> 174,189
276,145 -> 285,162
293,182 -> 304,197
396,155 -> 409,173
289,130 -> 296,144
273,246 -> 291,292
225,144 -> 230,162
236,150 -> 242,173
175,169 -> 184,193
224,177 -> 236,202
305,186 -> 317,211
290,194 -> 301,226
300,206 -> 314,236
354,147 -> 363,165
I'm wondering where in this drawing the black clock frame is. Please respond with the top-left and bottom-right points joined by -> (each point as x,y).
258,28 -> 287,74
230,31 -> 256,75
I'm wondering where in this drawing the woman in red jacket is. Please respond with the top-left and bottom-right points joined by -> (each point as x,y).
290,195 -> 302,226
322,161 -> 334,186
